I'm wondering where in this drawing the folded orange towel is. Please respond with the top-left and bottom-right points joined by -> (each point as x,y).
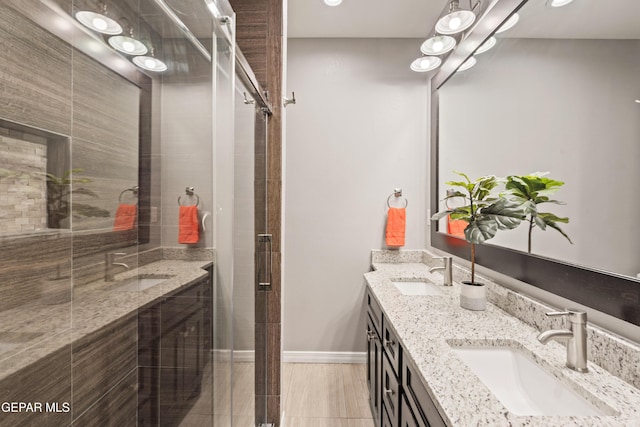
113,204 -> 137,231
386,207 -> 406,247
447,214 -> 467,238
178,205 -> 199,244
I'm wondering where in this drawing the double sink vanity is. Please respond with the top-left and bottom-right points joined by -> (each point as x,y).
365,250 -> 640,426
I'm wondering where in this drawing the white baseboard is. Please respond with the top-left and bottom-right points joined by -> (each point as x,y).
283,351 -> 366,364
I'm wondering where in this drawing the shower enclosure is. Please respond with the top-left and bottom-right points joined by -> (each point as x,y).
0,0 -> 273,425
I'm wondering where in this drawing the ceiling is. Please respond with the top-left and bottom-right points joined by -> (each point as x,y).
287,0 -> 449,38
287,0 -> 640,39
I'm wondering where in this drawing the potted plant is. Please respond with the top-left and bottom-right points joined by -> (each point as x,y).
46,168 -> 110,228
505,172 -> 572,253
432,171 -> 525,310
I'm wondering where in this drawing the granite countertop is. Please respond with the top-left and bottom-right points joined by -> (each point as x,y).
0,259 -> 212,381
366,260 -> 640,426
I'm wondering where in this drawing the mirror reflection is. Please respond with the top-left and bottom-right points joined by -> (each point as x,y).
437,0 -> 640,279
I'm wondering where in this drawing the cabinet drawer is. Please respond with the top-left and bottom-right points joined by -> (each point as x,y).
402,356 -> 446,427
382,353 -> 400,426
382,319 -> 401,376
366,288 -> 383,335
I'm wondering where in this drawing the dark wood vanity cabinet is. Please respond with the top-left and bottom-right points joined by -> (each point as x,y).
366,288 -> 447,427
367,291 -> 383,426
139,272 -> 211,426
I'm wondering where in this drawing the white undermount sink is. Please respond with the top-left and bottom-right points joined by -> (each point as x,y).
112,275 -> 174,292
391,280 -> 443,296
451,345 -> 610,416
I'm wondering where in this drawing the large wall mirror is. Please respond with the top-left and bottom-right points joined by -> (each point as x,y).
431,0 -> 640,326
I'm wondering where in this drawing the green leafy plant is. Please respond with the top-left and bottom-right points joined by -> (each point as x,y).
505,172 -> 572,253
432,171 -> 525,284
46,168 -> 110,228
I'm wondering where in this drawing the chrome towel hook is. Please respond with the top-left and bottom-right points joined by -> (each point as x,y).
283,91 -> 296,107
178,186 -> 200,207
387,188 -> 408,208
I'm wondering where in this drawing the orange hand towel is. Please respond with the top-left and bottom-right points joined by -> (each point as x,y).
178,205 -> 199,244
386,207 -> 406,247
113,204 -> 137,231
447,214 -> 467,238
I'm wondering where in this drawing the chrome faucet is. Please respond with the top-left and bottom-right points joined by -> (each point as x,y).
429,256 -> 453,286
105,252 -> 129,281
537,310 -> 588,373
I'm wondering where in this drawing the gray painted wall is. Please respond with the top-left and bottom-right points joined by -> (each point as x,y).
284,38 -> 430,353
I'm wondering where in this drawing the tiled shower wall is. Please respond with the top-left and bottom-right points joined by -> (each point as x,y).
0,134 -> 47,234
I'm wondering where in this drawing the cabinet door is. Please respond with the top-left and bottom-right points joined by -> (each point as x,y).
182,310 -> 203,400
401,394 -> 425,427
159,323 -> 184,426
382,353 -> 400,426
402,356 -> 446,427
382,403 -> 395,427
366,314 -> 382,425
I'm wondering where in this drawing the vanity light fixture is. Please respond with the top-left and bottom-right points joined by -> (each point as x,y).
546,0 -> 575,7
421,35 -> 457,56
495,13 -> 519,34
435,0 -> 476,35
410,56 -> 442,73
108,30 -> 148,55
324,0 -> 343,6
474,36 -> 496,54
457,56 -> 477,71
75,3 -> 122,35
132,48 -> 167,72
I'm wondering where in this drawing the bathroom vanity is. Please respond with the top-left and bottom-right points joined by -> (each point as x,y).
0,256 -> 212,427
365,250 -> 640,426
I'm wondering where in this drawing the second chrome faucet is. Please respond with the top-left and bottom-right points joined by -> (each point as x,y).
537,310 -> 589,373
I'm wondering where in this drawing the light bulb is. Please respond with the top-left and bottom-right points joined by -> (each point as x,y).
144,59 -> 156,69
92,17 -> 107,31
449,16 -> 461,30
432,40 -> 444,52
324,0 -> 342,6
410,56 -> 441,73
122,41 -> 135,52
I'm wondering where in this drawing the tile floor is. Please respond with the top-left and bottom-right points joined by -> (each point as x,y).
180,362 -> 374,426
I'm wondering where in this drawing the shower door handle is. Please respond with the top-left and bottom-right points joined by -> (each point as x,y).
257,234 -> 272,290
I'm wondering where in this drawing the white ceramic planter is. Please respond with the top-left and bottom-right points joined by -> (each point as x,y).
460,281 -> 486,311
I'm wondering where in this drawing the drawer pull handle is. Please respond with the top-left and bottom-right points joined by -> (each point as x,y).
384,339 -> 395,348
384,388 -> 394,396
367,331 -> 377,342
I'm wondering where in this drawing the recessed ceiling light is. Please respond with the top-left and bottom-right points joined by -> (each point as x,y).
475,37 -> 496,55
496,13 -> 519,34
410,56 -> 442,73
546,0 -> 575,7
457,56 -> 477,72
421,36 -> 457,56
324,0 -> 342,6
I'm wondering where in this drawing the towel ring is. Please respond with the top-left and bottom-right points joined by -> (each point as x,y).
119,186 -> 139,203
178,186 -> 200,207
387,188 -> 408,208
